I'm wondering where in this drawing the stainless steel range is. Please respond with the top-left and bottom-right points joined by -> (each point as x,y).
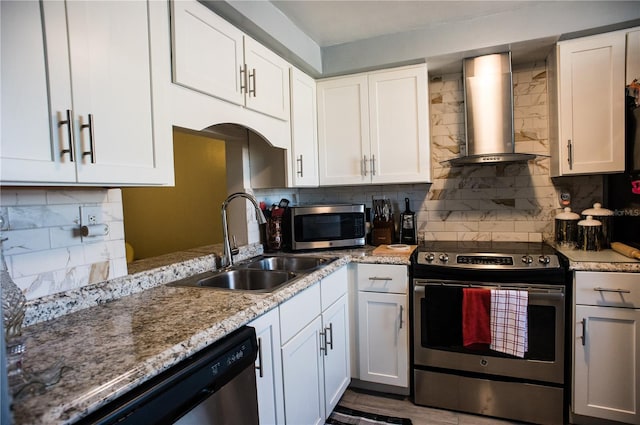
411,241 -> 569,425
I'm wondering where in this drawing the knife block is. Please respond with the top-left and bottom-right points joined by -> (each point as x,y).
372,220 -> 393,245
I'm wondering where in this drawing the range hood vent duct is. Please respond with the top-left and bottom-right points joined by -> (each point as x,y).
443,52 -> 544,166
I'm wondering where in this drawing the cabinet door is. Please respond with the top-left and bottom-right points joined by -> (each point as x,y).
627,29 -> 640,86
244,37 -> 291,121
368,65 -> 431,183
322,294 -> 350,417
317,75 -> 370,185
557,31 -> 625,175
574,305 -> 640,424
249,309 -> 285,425
67,0 -> 169,184
358,291 -> 408,388
290,68 -> 319,187
281,316 -> 325,425
171,0 -> 244,106
0,0 -> 76,183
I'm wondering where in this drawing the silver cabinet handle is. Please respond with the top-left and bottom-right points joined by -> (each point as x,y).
581,318 -> 587,346
399,305 -> 404,329
80,114 -> 96,163
594,287 -> 631,294
297,155 -> 304,177
326,323 -> 333,351
362,155 -> 368,176
319,328 -> 327,355
59,109 -> 75,162
567,139 -> 573,170
255,337 -> 264,378
240,64 -> 248,94
371,155 -> 376,176
249,68 -> 256,97
368,276 -> 393,281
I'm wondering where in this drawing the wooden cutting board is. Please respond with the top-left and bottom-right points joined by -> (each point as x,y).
372,244 -> 418,258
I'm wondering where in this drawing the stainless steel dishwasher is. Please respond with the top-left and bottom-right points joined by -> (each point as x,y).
79,326 -> 259,425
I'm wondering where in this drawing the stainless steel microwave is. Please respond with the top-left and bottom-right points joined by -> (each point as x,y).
282,204 -> 366,251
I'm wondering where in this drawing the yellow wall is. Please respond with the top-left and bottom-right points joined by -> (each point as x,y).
122,128 -> 227,260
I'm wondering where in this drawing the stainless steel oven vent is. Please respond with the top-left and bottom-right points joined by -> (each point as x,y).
443,52 -> 542,166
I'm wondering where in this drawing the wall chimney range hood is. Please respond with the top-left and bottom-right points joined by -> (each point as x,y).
443,52 -> 542,166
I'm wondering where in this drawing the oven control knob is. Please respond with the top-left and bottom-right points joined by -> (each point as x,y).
521,255 -> 533,264
539,255 -> 551,264
424,253 -> 435,262
439,253 -> 449,263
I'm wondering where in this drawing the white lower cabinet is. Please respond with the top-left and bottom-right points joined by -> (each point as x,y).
352,263 -> 409,390
249,308 -> 285,425
573,271 -> 640,425
279,266 -> 350,424
358,291 -> 408,387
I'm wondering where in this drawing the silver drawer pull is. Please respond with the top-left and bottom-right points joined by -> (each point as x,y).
593,287 -> 631,294
368,277 -> 393,281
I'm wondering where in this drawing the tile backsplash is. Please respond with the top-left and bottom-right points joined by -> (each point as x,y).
256,64 -> 604,243
0,188 -> 127,301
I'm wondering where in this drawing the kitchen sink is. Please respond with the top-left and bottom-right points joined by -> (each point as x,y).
169,269 -> 297,292
241,255 -> 336,272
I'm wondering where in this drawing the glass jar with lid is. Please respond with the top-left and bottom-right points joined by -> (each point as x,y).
577,215 -> 602,251
581,203 -> 613,248
555,207 -> 580,248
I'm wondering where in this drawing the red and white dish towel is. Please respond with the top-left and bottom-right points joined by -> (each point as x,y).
490,289 -> 528,358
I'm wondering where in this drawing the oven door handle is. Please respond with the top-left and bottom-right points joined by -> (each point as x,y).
414,283 -> 564,296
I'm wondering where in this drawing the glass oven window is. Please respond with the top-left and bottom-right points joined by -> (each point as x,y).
420,294 -> 557,362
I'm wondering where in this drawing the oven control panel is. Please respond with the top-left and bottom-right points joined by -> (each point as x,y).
417,252 -> 560,269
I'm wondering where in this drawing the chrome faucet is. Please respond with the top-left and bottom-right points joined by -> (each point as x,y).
221,192 -> 267,268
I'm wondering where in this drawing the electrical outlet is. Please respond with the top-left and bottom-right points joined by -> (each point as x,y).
79,206 -> 103,227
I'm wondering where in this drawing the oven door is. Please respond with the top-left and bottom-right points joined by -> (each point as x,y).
413,279 -> 565,384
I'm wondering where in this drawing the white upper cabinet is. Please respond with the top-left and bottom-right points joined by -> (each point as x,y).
368,66 -> 430,184
171,0 -> 244,107
317,74 -> 370,185
290,68 -> 319,187
171,0 -> 290,121
317,64 -> 430,186
549,30 -> 627,176
1,0 -> 75,183
1,0 -> 173,186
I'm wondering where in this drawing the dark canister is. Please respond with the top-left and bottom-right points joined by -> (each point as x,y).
577,215 -> 602,251
581,203 -> 614,249
554,207 -> 580,248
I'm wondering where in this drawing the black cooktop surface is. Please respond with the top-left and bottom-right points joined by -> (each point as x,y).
416,241 -> 557,255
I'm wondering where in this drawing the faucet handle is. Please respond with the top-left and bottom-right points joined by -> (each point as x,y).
231,235 -> 239,254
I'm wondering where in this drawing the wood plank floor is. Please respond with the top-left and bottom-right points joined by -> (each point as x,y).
336,388 -> 525,425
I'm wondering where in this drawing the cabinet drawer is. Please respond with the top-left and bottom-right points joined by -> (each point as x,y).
357,263 -> 408,294
279,282 -> 321,344
575,271 -> 640,308
321,266 -> 347,310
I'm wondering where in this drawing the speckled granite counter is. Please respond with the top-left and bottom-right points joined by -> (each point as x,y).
12,245 -> 408,425
555,246 -> 640,273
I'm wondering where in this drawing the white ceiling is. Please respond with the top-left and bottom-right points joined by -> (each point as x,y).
206,1 -> 640,75
271,1 -> 541,47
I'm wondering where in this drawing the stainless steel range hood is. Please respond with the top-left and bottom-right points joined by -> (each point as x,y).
443,52 -> 541,166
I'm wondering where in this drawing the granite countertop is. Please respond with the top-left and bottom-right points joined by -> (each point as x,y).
11,245 -> 409,425
555,245 -> 640,273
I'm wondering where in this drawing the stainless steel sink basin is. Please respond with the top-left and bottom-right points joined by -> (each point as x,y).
169,269 -> 297,292
241,255 -> 335,272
